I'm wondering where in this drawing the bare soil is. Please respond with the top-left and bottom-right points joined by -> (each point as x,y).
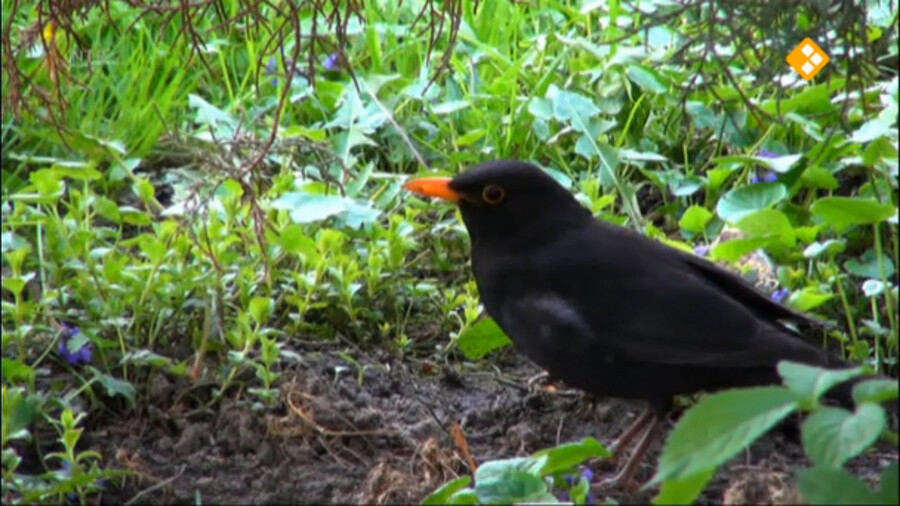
90,344 -> 897,505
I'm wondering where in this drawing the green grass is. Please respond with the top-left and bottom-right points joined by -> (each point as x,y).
2,0 -> 898,503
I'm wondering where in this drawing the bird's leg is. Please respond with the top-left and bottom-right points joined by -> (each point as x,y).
597,415 -> 661,491
608,410 -> 653,458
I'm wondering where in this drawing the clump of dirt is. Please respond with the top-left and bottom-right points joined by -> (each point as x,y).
90,347 -> 897,504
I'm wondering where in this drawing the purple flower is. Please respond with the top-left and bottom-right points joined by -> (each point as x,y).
581,467 -> 594,482
694,245 -> 711,257
564,473 -> 576,486
59,324 -> 92,366
750,170 -> 778,184
771,288 -> 790,303
266,56 -> 277,74
324,53 -> 340,70
757,148 -> 779,159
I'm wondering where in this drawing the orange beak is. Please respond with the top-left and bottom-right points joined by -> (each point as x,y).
404,177 -> 461,203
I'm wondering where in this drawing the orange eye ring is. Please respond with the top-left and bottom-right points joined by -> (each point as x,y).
482,184 -> 505,204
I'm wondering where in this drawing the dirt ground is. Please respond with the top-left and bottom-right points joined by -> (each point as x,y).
90,343 -> 897,505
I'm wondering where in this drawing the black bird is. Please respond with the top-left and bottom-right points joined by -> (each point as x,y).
405,160 -> 866,488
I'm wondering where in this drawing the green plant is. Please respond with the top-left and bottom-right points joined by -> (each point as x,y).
651,361 -> 899,504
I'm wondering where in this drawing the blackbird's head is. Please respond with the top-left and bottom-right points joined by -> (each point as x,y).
405,160 -> 591,247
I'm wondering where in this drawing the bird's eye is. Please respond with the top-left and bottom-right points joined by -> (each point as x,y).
482,184 -> 505,204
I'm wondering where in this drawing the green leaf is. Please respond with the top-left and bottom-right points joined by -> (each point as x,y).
760,154 -> 803,173
626,64 -> 668,93
679,205 -> 713,234
852,379 -> 899,405
651,386 -> 798,484
652,469 -> 715,505
796,467 -> 881,505
282,125 -> 327,141
30,169 -> 63,196
248,297 -> 274,324
716,183 -> 788,222
94,197 -> 122,223
802,404 -> 886,469
431,100 -> 471,115
93,370 -> 136,404
422,476 -> 472,505
787,286 -> 835,312
457,129 -> 486,146
803,239 -> 846,258
532,437 -> 611,475
736,209 -> 796,249
272,193 -> 348,224
811,197 -> 896,232
880,464 -> 898,504
528,97 -> 554,120
1,359 -> 35,384
801,166 -> 840,190
844,249 -> 896,279
279,224 -> 318,259
710,237 -> 772,262
474,456 -> 550,504
457,318 -> 512,360
777,361 -> 864,403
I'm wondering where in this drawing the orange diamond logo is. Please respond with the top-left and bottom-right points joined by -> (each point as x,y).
786,38 -> 829,81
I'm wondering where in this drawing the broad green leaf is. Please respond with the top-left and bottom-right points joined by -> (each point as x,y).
272,193 -> 348,224
431,100 -> 471,115
532,437 -> 610,475
777,361 -> 864,403
802,405 -> 886,468
1,359 -> 35,385
626,64 -> 668,93
248,297 -> 274,324
811,197 -> 896,232
457,129 -> 486,146
422,476 -> 472,505
710,237 -> 773,262
652,469 -> 715,505
787,286 -> 835,311
474,456 -> 549,504
736,209 -> 796,249
282,125 -> 327,141
880,464 -> 898,504
803,239 -> 846,258
852,378 -> 899,405
679,206 -> 713,234
94,197 -> 122,223
651,386 -> 798,483
801,166 -> 840,190
93,369 -> 137,404
844,249 -> 896,279
796,467 -> 881,505
849,113 -> 895,143
457,318 -> 511,360
716,183 -> 788,222
760,154 -> 803,173
279,224 -> 318,260
528,97 -> 553,120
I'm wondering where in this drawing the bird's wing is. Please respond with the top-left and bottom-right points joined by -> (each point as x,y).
677,249 -> 827,328
512,228 -> 830,369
